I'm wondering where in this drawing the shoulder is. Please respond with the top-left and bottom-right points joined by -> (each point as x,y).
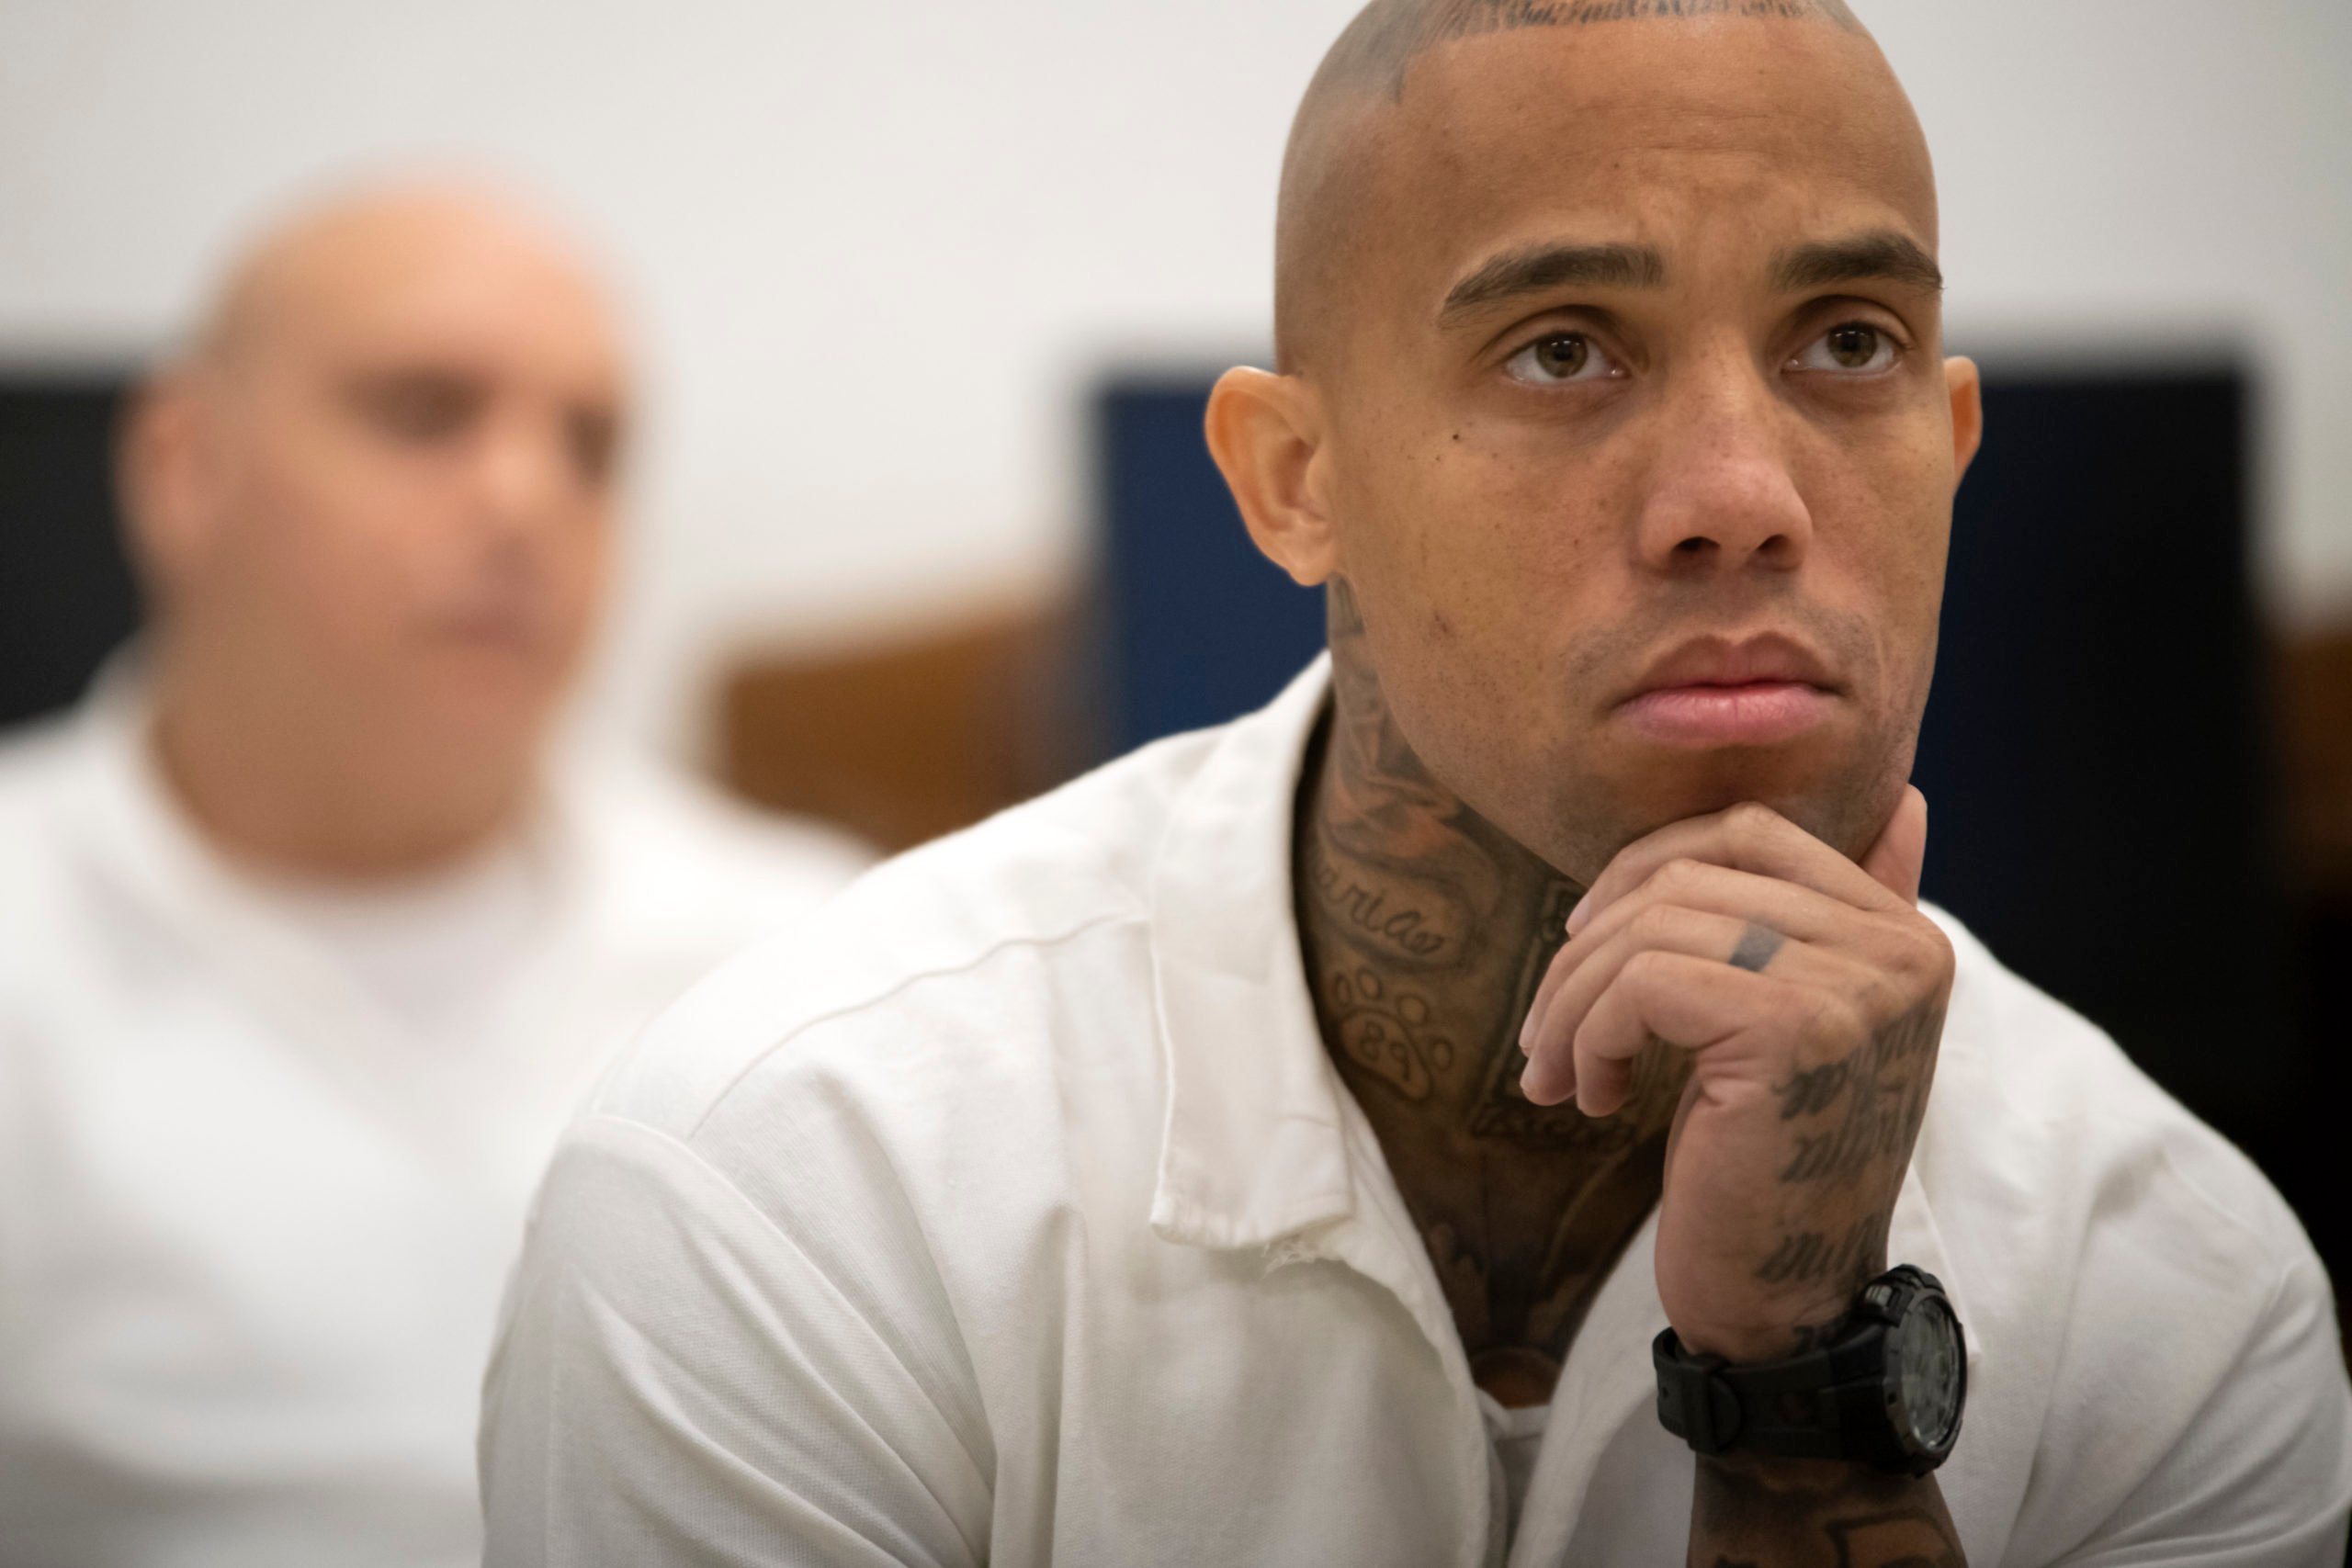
569,753 -> 876,907
551,754 -> 876,987
0,715 -> 94,974
0,712 -> 82,819
579,725 -> 1221,1147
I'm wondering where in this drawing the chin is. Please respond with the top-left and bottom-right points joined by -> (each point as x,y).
403,670 -> 560,745
1525,739 -> 1915,882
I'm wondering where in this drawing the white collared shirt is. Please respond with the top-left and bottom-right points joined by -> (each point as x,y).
481,659 -> 2352,1566
0,680 -> 871,1567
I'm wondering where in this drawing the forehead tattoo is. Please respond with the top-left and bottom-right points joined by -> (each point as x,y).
1326,0 -> 1865,99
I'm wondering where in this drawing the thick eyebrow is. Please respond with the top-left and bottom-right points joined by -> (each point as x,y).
1436,242 -> 1668,325
1771,231 -> 1944,296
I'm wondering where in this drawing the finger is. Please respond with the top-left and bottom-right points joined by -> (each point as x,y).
1859,786 -> 1929,907
1525,901 -> 1758,1076
1525,902 -> 1881,1106
1548,950 -> 1792,1113
1571,952 -> 1852,1118
1566,801 -> 1899,938
1524,860 -> 1888,1051
1521,902 -> 1758,1103
1520,906 -> 1592,1053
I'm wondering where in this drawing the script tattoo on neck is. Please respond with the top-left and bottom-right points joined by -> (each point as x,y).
1295,579 -> 1690,1405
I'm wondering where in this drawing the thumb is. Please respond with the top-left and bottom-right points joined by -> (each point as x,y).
1860,785 -> 1929,906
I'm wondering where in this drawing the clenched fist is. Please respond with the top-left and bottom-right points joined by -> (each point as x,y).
1517,787 -> 1951,1362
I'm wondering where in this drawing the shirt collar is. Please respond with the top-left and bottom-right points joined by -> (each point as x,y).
1148,655 -> 1355,1251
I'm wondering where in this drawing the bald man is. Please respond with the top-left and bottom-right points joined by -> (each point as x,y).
482,6 -> 2352,1564
0,184 -> 868,1565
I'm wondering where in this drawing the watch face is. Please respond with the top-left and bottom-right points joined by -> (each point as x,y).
1888,1293 -> 1965,1455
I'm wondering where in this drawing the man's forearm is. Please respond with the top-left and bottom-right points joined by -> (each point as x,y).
1690,1453 -> 1965,1568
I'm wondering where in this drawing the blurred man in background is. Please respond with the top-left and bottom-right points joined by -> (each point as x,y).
0,180 -> 869,1566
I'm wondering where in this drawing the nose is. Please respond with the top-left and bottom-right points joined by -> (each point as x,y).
473,409 -> 574,547
1634,355 -> 1813,575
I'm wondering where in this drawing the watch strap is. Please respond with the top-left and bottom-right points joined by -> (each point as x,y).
1653,1266 -> 1958,1475
1653,1326 -> 1905,1465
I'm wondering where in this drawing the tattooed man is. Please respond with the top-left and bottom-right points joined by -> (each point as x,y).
482,5 -> 2352,1564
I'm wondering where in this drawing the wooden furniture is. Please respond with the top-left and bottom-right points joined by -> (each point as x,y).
717,598 -> 1092,855
2278,625 -> 2352,898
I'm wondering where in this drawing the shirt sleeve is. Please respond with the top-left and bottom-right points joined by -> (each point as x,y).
480,1114 -> 994,1568
2048,1252 -> 2352,1567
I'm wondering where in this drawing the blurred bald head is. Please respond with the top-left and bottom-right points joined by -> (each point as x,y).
122,179 -> 629,874
190,182 -> 619,383
1273,0 -> 1903,373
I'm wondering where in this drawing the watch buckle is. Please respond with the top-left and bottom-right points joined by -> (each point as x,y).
1653,1331 -> 1746,1455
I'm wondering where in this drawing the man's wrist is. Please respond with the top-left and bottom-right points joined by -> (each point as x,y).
1671,1240 -> 1890,1362
1670,1298 -> 1860,1364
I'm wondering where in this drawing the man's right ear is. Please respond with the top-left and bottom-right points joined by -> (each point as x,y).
1204,367 -> 1338,588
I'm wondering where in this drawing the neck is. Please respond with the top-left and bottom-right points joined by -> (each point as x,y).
147,637 -> 535,882
1294,580 -> 1686,1405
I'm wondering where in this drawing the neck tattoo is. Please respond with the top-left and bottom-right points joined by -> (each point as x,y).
1293,580 -> 1689,1407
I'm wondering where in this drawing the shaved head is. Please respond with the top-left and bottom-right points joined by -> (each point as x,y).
1275,0 -> 1892,372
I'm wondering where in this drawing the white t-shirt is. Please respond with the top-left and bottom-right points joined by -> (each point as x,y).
1477,1392 -> 1549,1539
259,839 -> 554,1040
0,680 -> 872,1568
481,657 -> 2352,1567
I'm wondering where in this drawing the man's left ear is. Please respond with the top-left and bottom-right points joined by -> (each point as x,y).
1204,367 -> 1339,587
1944,356 -> 1984,485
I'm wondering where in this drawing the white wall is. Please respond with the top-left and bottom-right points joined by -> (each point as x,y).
4,0 -> 2346,757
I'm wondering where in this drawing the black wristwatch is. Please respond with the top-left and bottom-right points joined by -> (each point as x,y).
1653,1265 -> 1965,1476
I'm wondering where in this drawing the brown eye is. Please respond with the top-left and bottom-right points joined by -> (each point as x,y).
1826,325 -> 1881,369
1532,334 -> 1589,378
1792,321 -> 1899,377
1507,331 -> 1618,388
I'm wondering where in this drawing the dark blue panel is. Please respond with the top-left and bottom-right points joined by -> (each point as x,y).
1092,378 -> 1328,754
1911,366 -> 2291,1147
